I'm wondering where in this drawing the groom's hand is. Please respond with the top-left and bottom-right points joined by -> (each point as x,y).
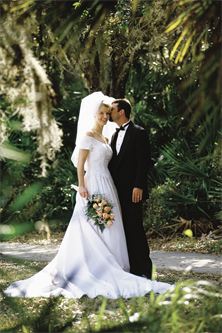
132,188 -> 143,203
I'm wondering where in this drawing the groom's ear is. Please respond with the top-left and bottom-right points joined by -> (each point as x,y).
119,109 -> 125,117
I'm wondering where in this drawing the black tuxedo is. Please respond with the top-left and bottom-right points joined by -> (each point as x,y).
109,121 -> 153,278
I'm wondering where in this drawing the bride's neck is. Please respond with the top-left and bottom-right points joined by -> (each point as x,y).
92,124 -> 103,134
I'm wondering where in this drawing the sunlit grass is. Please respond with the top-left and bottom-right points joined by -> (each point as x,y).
149,236 -> 222,254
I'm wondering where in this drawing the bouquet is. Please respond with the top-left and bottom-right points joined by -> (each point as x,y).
86,194 -> 115,232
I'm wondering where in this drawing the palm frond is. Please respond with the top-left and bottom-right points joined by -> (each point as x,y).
166,0 -> 221,152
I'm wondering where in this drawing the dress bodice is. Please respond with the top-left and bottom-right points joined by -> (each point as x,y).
80,136 -> 113,176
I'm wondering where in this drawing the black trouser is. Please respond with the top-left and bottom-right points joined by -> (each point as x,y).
118,192 -> 153,279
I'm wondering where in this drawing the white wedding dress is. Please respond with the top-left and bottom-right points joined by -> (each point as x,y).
4,135 -> 172,298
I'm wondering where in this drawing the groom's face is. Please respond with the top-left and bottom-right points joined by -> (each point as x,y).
110,102 -> 121,123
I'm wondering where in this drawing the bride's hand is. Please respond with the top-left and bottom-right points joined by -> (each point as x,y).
79,186 -> 89,198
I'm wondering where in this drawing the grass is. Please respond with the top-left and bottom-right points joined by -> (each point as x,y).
6,231 -> 64,245
0,255 -> 222,333
149,236 -> 222,254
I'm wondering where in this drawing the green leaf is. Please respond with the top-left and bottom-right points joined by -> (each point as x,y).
166,13 -> 187,33
0,142 -> 31,163
0,222 -> 34,241
9,182 -> 43,212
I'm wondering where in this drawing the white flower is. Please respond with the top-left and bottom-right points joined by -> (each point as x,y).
129,312 -> 140,323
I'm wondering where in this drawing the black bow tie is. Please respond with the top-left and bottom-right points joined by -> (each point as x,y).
115,124 -> 129,133
115,126 -> 125,133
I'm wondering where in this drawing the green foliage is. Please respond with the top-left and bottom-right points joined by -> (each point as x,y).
37,149 -> 77,225
0,0 -> 221,238
9,182 -> 43,212
144,137 -> 221,236
0,223 -> 35,241
166,0 -> 221,152
144,179 -> 177,234
158,141 -> 221,216
1,147 -> 77,234
206,239 -> 222,254
0,76 -> 82,237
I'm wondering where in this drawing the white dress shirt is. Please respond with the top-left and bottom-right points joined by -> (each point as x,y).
116,121 -> 130,154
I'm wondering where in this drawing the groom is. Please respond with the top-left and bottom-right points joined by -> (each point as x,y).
109,98 -> 153,279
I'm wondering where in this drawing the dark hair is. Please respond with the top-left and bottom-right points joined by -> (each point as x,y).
114,99 -> 131,119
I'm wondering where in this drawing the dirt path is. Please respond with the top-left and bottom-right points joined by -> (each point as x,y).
0,242 -> 221,275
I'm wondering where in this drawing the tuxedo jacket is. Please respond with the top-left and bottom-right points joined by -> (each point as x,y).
109,121 -> 153,201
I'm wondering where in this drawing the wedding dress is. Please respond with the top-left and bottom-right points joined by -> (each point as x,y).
4,135 -> 172,298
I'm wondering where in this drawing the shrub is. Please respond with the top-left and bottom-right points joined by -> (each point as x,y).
144,179 -> 177,235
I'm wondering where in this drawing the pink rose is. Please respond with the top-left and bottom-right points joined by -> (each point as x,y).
97,211 -> 103,217
102,213 -> 109,220
104,206 -> 111,213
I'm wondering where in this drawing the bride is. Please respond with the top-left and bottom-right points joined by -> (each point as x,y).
4,92 -> 172,298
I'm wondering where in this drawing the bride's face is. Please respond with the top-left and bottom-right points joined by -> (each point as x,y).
95,105 -> 110,126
